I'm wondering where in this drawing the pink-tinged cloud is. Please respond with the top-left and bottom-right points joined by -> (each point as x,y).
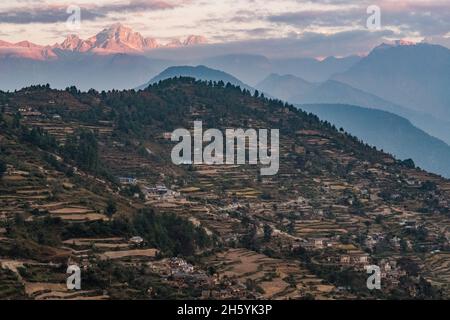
377,0 -> 450,11
0,0 -> 185,24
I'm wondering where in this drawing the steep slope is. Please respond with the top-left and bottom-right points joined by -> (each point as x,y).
137,65 -> 254,91
299,103 -> 450,178
1,79 -> 450,299
334,42 -> 450,122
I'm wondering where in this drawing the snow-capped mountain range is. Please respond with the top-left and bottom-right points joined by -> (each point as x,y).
0,23 -> 207,60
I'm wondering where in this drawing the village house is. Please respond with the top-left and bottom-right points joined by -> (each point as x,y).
142,184 -> 168,195
129,236 -> 144,246
118,177 -> 138,185
112,141 -> 125,148
18,106 -> 42,118
169,257 -> 195,274
340,255 -> 351,264
390,236 -> 402,250
340,251 -> 370,266
379,259 -> 407,286
365,235 -> 378,249
156,185 -> 168,194
223,233 -> 239,244
141,184 -> 181,200
304,237 -> 333,250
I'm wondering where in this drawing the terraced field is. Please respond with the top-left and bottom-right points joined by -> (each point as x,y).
208,248 -> 338,299
424,253 -> 450,297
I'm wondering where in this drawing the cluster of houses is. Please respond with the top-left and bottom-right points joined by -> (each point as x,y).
339,251 -> 370,266
147,258 -> 212,292
17,106 -> 61,120
148,257 -> 195,277
18,107 -> 42,117
146,257 -> 257,299
117,177 -> 181,201
129,236 -> 144,247
302,237 -> 337,250
379,259 -> 407,286
142,184 -> 181,200
201,279 -> 252,300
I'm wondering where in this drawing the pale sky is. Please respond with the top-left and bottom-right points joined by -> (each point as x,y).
1,0 -> 449,57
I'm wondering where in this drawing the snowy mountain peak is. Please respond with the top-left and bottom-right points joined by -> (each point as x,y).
0,24 -> 207,58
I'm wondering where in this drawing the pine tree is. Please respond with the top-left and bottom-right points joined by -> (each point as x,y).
0,160 -> 6,178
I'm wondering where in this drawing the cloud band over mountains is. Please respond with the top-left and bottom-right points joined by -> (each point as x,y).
0,0 -> 449,57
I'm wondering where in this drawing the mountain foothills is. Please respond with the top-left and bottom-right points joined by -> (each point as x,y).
0,78 -> 450,300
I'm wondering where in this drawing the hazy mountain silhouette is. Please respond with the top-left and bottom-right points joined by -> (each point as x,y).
256,73 -> 314,101
0,54 -> 171,91
200,54 -> 360,86
200,54 -> 272,86
137,65 -> 254,91
270,56 -> 361,82
334,42 -> 450,122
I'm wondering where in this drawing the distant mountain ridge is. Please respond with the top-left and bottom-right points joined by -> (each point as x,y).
0,24 -> 362,91
258,72 -> 450,146
270,55 -> 361,83
200,54 -> 360,85
334,42 -> 450,122
300,103 -> 450,178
